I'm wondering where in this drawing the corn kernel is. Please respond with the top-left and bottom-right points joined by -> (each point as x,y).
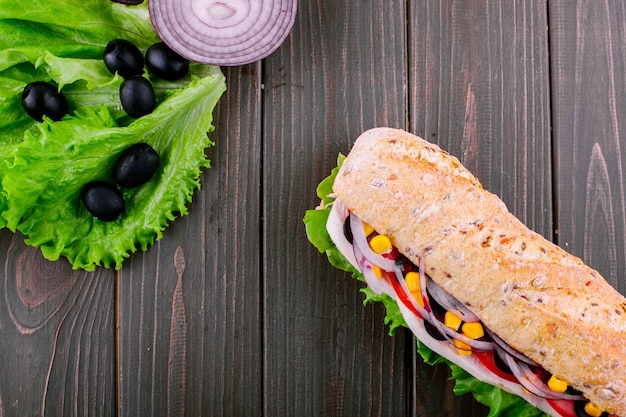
405,272 -> 420,292
405,272 -> 425,306
462,322 -> 485,340
547,375 -> 568,393
454,339 -> 472,356
373,265 -> 383,279
411,291 -> 425,307
584,401 -> 604,417
363,222 -> 374,237
444,311 -> 463,331
369,234 -> 392,254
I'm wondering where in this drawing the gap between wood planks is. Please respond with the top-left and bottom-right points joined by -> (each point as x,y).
114,269 -> 121,415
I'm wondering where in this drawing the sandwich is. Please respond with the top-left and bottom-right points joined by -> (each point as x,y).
304,127 -> 626,417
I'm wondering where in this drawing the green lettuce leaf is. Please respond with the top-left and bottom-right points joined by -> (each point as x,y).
0,0 -> 226,269
2,68 -> 224,270
304,157 -> 550,417
418,343 -> 547,417
0,0 -> 160,146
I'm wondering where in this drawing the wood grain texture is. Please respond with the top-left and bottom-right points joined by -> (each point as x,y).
3,2 -> 625,417
0,230 -> 115,417
550,0 -> 626,294
262,1 -> 409,416
116,64 -> 263,417
409,1 -> 552,415
167,246 -> 187,417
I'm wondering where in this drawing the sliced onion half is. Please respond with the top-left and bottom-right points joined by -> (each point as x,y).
149,0 -> 298,65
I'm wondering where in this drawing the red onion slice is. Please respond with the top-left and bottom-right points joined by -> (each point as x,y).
427,278 -> 481,322
392,265 -> 430,319
418,269 -> 494,352
149,0 -> 298,66
501,347 -> 555,399
353,241 -> 392,296
500,347 -> 585,401
486,328 -> 539,367
349,214 -> 397,272
326,201 -> 359,269
427,313 -> 495,352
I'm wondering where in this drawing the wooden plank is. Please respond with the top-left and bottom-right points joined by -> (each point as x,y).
262,1 -> 409,416
408,0 -> 552,415
116,64 -> 263,416
0,230 -> 115,416
550,0 -> 626,295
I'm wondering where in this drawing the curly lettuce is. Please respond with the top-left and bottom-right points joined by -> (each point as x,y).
0,0 -> 160,145
303,157 -> 548,417
0,0 -> 226,269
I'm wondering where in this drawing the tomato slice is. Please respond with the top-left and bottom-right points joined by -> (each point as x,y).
546,399 -> 577,417
473,351 -> 518,383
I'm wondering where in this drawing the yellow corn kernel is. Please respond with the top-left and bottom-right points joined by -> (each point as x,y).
405,272 -> 425,307
454,339 -> 472,356
547,375 -> 568,393
369,234 -> 392,254
461,322 -> 485,340
412,291 -> 425,307
584,402 -> 604,417
363,222 -> 374,237
405,272 -> 420,292
444,311 -> 463,332
373,265 -> 383,279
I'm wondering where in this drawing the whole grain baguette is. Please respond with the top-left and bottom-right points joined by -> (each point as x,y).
332,127 -> 626,416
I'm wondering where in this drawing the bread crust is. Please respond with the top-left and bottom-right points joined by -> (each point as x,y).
332,127 -> 626,416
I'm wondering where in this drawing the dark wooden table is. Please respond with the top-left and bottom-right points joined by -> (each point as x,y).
1,1 -> 625,416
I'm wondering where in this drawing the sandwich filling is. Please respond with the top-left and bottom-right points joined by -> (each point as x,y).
327,199 -> 613,417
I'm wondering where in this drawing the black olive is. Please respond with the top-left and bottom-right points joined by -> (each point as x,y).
423,320 -> 447,341
21,81 -> 68,122
343,215 -> 353,243
114,143 -> 160,188
425,291 -> 446,317
103,39 -> 144,78
566,386 -> 584,396
492,350 -> 513,375
81,181 -> 125,222
395,254 -> 412,269
145,42 -> 189,81
119,76 -> 155,118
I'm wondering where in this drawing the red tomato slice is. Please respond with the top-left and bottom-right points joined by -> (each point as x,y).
546,399 -> 577,417
473,351 -> 519,384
